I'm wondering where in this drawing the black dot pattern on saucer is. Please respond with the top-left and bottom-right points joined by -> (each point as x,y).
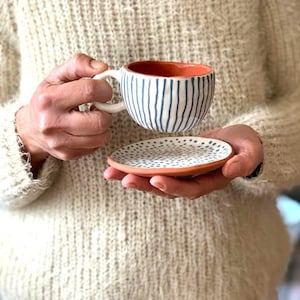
110,137 -> 232,169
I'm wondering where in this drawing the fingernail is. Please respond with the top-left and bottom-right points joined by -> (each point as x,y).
123,182 -> 137,189
103,169 -> 110,179
91,59 -> 104,69
150,179 -> 165,191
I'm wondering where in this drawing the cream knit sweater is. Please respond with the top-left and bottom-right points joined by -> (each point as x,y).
1,1 -> 300,299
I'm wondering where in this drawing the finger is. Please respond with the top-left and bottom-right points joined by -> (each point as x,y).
150,170 -> 230,199
222,151 -> 261,179
222,138 -> 263,178
63,110 -> 112,135
36,109 -> 112,136
121,174 -> 174,198
42,78 -> 113,110
64,133 -> 110,149
46,53 -> 108,84
200,125 -> 263,179
50,147 -> 99,161
46,131 -> 110,152
103,167 -> 127,180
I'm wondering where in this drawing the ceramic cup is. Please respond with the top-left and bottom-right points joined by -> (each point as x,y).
93,60 -> 215,133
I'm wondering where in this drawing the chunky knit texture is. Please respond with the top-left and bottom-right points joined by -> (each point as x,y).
0,1 -> 300,299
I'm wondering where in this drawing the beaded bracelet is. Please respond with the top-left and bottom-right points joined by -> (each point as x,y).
245,162 -> 264,179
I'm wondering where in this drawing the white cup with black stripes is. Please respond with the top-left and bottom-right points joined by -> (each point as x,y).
93,60 -> 215,133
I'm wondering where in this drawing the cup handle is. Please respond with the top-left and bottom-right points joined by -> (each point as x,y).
92,70 -> 126,113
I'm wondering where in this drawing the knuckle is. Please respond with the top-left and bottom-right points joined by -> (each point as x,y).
83,80 -> 97,100
36,92 -> 53,110
72,53 -> 86,66
67,53 -> 88,79
47,137 -> 61,150
37,114 -> 53,134
59,152 -> 75,161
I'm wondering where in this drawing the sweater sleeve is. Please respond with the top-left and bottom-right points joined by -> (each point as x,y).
0,1 -> 61,209
227,0 -> 300,197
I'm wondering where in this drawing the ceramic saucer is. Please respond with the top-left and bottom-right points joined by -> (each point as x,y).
107,136 -> 234,177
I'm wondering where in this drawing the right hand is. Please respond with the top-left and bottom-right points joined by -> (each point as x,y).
15,53 -> 113,172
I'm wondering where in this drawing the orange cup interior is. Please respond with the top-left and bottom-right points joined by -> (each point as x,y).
126,61 -> 212,77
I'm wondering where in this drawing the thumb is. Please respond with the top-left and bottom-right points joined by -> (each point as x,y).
222,152 -> 258,179
46,53 -> 108,84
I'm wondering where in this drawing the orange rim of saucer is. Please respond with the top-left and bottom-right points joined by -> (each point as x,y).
107,148 -> 234,177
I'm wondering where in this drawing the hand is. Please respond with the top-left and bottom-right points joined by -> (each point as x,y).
15,53 -> 113,172
103,125 -> 264,199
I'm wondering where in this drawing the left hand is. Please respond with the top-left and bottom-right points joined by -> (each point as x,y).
103,125 -> 264,199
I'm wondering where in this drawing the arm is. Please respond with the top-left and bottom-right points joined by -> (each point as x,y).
226,0 -> 300,195
1,54 -> 112,210
0,1 -> 62,209
0,3 -> 112,209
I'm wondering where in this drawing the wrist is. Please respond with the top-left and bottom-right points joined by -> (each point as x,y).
245,130 -> 264,179
15,106 -> 48,175
245,162 -> 264,179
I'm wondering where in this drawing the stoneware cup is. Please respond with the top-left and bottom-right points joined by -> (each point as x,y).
93,60 -> 215,133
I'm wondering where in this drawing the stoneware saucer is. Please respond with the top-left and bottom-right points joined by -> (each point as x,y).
107,136 -> 234,177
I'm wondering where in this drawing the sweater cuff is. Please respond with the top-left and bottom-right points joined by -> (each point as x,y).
0,104 -> 61,208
